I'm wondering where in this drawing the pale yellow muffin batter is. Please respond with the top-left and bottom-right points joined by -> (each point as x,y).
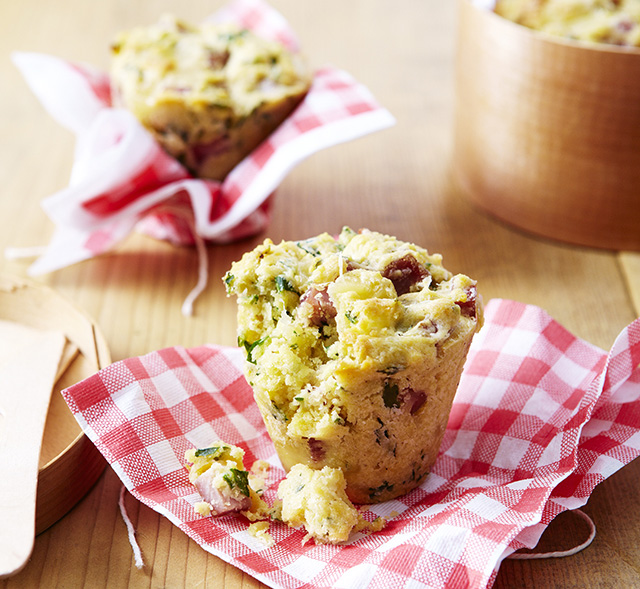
274,464 -> 386,544
225,228 -> 483,504
111,15 -> 311,179
494,0 -> 640,46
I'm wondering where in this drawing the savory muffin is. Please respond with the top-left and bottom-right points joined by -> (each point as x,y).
111,15 -> 311,180
225,228 -> 483,503
494,0 -> 640,46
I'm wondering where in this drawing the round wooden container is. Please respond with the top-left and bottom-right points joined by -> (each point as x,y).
0,275 -> 111,534
453,0 -> 640,251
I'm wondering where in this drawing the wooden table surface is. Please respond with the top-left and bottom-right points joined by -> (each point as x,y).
2,1 -> 640,587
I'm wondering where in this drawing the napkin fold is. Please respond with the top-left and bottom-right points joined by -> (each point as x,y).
61,299 -> 640,589
9,0 -> 394,314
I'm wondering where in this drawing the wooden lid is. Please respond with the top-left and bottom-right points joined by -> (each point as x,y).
454,0 -> 640,250
0,275 -> 111,534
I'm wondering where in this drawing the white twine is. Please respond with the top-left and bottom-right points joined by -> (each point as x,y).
507,509 -> 596,560
116,491 -> 594,570
4,246 -> 47,260
118,485 -> 145,569
181,226 -> 209,317
4,206 -> 210,317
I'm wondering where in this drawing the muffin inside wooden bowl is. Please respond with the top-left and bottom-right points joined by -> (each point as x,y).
454,0 -> 640,251
494,0 -> 640,47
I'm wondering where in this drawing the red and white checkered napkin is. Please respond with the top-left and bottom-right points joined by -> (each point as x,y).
61,298 -> 640,589
10,0 -> 394,277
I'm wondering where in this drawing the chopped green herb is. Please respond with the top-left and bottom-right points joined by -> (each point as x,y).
345,310 -> 358,324
374,417 -> 390,445
194,446 -> 226,458
223,272 -> 234,289
275,275 -> 300,294
382,381 -> 400,408
368,481 -> 394,500
223,468 -> 250,497
378,365 -> 404,375
294,396 -> 304,402
270,401 -> 288,422
241,336 -> 270,363
218,29 -> 248,42
296,241 -> 320,256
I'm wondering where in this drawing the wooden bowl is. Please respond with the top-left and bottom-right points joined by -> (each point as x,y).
453,0 -> 640,251
0,275 -> 111,534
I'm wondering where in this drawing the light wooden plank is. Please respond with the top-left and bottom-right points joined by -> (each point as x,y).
620,252 -> 640,318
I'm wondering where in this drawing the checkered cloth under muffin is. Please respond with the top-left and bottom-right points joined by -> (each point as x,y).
62,298 -> 640,589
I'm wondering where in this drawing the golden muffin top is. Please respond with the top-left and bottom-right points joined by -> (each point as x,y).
111,14 -> 311,118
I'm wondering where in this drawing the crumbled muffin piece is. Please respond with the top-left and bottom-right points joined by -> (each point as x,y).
248,521 -> 275,547
274,463 -> 385,544
185,443 -> 268,517
186,444 -> 384,545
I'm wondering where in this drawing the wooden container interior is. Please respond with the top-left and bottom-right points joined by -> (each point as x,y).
454,0 -> 640,251
0,275 -> 111,534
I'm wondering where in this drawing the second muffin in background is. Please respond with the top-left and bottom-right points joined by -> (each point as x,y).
111,15 -> 311,180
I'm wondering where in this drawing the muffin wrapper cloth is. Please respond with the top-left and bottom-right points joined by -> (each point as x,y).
61,298 -> 640,589
9,0 -> 394,308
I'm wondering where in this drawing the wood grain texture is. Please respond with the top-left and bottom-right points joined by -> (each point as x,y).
0,327 -> 65,579
0,0 -> 638,587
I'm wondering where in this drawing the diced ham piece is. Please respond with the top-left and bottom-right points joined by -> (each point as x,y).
456,285 -> 478,318
300,285 -> 337,327
308,437 -> 326,461
208,50 -> 230,68
193,466 -> 251,516
402,387 -> 427,414
345,259 -> 369,272
382,255 -> 429,296
192,135 -> 233,162
419,319 -> 439,334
